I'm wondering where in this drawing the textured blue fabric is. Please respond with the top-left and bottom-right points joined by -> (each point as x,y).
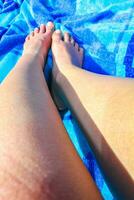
1,0 -> 134,199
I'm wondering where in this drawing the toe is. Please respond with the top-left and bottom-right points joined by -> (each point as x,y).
30,31 -> 34,37
52,30 -> 62,42
34,27 -> 39,34
79,47 -> 84,54
46,21 -> 54,33
70,37 -> 75,46
25,35 -> 30,41
40,24 -> 46,33
64,32 -> 70,43
75,42 -> 79,50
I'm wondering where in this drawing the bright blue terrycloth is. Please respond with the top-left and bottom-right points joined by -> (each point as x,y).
0,0 -> 134,199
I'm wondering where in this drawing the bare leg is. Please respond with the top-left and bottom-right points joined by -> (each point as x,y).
51,30 -> 134,200
0,23 -> 102,200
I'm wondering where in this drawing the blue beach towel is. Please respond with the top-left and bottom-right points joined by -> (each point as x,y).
1,0 -> 134,199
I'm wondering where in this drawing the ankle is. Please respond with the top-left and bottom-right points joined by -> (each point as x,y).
53,62 -> 74,78
17,53 -> 45,71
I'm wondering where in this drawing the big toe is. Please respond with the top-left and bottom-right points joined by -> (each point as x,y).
52,30 -> 62,42
46,21 -> 54,33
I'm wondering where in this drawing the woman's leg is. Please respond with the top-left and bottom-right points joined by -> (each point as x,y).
51,30 -> 134,200
0,23 -> 102,200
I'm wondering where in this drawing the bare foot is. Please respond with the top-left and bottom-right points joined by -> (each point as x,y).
52,30 -> 84,78
51,30 -> 84,110
23,22 -> 54,68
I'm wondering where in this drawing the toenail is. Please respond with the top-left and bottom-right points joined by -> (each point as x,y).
47,21 -> 54,27
55,30 -> 61,33
64,32 -> 69,34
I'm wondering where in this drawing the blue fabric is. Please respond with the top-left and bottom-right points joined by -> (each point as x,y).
0,0 -> 134,199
